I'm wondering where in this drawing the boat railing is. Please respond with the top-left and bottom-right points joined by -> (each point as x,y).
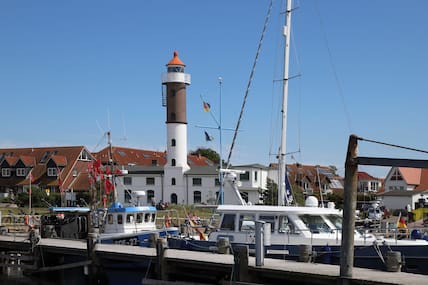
0,214 -> 42,234
356,223 -> 428,244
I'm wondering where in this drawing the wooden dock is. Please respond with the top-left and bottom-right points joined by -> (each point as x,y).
0,234 -> 427,284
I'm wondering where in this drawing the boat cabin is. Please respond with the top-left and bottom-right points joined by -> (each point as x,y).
209,199 -> 347,246
102,203 -> 158,235
41,207 -> 90,239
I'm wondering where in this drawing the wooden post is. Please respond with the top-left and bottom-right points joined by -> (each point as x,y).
87,228 -> 99,285
156,238 -> 168,280
339,135 -> 358,284
232,244 -> 249,282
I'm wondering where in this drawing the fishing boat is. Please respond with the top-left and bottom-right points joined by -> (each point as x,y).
169,0 -> 428,275
40,132 -> 179,246
41,203 -> 178,246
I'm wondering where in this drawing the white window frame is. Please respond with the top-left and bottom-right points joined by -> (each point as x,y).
47,168 -> 58,177
16,168 -> 26,177
2,168 -> 11,177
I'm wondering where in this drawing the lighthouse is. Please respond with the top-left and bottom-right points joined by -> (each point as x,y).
161,51 -> 191,203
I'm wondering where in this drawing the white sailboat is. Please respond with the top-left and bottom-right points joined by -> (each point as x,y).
169,0 -> 428,275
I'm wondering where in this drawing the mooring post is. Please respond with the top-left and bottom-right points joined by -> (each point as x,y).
339,134 -> 358,285
156,237 -> 168,280
87,228 -> 99,285
232,244 -> 249,282
255,220 -> 265,266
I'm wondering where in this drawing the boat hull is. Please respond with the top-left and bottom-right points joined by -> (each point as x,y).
167,237 -> 428,275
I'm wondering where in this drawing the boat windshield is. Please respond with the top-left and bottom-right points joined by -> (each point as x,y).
326,214 -> 342,230
239,214 -> 255,231
220,214 -> 235,230
299,214 -> 331,234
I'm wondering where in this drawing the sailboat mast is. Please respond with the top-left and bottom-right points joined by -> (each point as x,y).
278,0 -> 292,206
107,131 -> 118,203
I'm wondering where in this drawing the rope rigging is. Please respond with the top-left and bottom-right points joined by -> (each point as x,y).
357,136 -> 428,155
224,0 -> 273,168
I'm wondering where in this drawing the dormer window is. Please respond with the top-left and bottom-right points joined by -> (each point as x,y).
79,150 -> 91,161
47,167 -> 59,177
16,168 -> 26,177
2,168 -> 11,177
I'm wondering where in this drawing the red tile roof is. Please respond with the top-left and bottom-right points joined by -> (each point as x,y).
358,171 -> 380,180
0,146 -> 93,190
92,146 -> 214,167
399,167 -> 421,185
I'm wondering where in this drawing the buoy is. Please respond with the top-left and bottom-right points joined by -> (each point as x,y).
24,215 -> 30,226
298,244 -> 312,262
164,215 -> 172,228
385,251 -> 402,272
216,237 -> 230,254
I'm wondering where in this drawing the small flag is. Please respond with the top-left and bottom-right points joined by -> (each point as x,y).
29,170 -> 35,183
105,178 -> 114,194
203,101 -> 211,112
204,131 -> 214,142
57,167 -> 63,192
285,172 -> 293,204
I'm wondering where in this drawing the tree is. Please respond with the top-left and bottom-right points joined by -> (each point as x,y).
261,178 -> 278,205
190,148 -> 220,164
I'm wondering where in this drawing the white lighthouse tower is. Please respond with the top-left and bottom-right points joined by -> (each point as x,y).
161,51 -> 191,203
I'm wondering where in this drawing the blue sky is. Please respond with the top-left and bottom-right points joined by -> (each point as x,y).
1,0 -> 428,178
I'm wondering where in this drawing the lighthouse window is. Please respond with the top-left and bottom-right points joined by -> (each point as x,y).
168,66 -> 184,73
171,159 -> 176,166
171,139 -> 176,147
172,178 -> 176,185
170,112 -> 176,120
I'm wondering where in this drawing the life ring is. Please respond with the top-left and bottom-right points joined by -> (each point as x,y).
164,215 -> 172,228
33,215 -> 41,224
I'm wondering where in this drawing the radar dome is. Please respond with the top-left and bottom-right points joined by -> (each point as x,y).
305,196 -> 319,207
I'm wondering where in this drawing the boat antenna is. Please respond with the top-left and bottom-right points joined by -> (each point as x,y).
106,130 -> 118,203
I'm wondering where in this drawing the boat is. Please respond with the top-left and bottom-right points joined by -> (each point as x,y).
168,0 -> 428,275
40,132 -> 179,246
169,173 -> 428,274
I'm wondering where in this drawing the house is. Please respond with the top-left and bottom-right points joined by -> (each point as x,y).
0,146 -> 94,206
268,163 -> 344,198
232,164 -> 269,204
92,146 -> 220,206
357,171 -> 382,193
379,167 -> 428,211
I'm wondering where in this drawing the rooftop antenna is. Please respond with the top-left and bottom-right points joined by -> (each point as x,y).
119,114 -> 128,145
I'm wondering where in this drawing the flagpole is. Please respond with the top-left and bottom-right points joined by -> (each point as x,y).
29,170 -> 32,214
218,76 -> 224,205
